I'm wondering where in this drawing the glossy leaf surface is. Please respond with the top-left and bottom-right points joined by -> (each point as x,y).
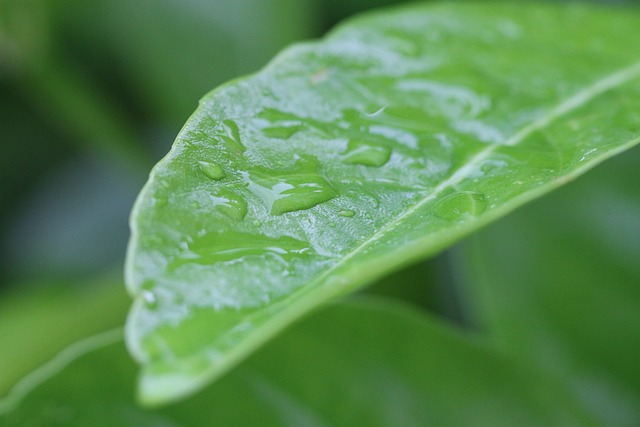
456,146 -> 640,426
0,299 -> 600,426
126,2 -> 640,403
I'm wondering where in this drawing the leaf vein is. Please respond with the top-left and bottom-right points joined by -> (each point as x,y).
322,59 -> 640,277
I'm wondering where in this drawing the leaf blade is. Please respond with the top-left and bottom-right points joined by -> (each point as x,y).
126,2 -> 640,403
0,299 -> 602,426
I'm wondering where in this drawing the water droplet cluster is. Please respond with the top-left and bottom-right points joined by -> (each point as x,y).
243,156 -> 337,215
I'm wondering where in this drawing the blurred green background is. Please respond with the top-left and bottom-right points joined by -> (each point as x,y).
2,1 -> 640,425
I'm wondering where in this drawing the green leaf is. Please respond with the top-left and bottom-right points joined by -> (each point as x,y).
456,146 -> 640,425
0,299 -> 601,426
0,275 -> 129,395
126,2 -> 640,404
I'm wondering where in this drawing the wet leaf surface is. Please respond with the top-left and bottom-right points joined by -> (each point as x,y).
125,2 -> 640,403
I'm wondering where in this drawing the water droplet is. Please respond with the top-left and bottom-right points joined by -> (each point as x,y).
342,140 -> 391,167
252,220 -> 262,227
141,291 -> 157,309
170,232 -> 312,269
210,189 -> 247,221
579,148 -> 598,162
433,191 -> 488,221
369,124 -> 418,149
153,195 -> 168,208
257,109 -> 304,140
244,156 -> 337,215
263,125 -> 303,140
216,120 -> 245,155
395,80 -> 490,118
364,106 -> 386,118
199,161 -> 225,180
258,108 -> 297,122
338,209 -> 356,218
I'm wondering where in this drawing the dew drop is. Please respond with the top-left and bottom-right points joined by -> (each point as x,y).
338,209 -> 356,218
257,108 -> 304,139
141,291 -> 157,309
263,124 -> 303,140
244,156 -> 337,215
433,191 -> 488,221
216,120 -> 245,155
170,232 -> 313,268
342,140 -> 391,167
153,195 -> 168,208
199,161 -> 225,180
211,189 -> 248,221
257,108 -> 298,122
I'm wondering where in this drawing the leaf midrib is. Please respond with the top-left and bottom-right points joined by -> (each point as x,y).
153,60 -> 640,396
313,59 -> 640,287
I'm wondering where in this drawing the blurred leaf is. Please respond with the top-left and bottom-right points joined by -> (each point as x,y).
363,253 -> 441,313
0,274 -> 129,395
456,146 -> 640,426
0,299 -> 601,426
125,2 -> 640,403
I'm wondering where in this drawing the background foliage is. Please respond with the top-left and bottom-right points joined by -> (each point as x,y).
1,0 -> 639,425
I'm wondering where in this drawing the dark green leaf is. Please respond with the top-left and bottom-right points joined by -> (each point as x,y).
0,299 -> 600,426
456,146 -> 640,426
0,276 -> 129,395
